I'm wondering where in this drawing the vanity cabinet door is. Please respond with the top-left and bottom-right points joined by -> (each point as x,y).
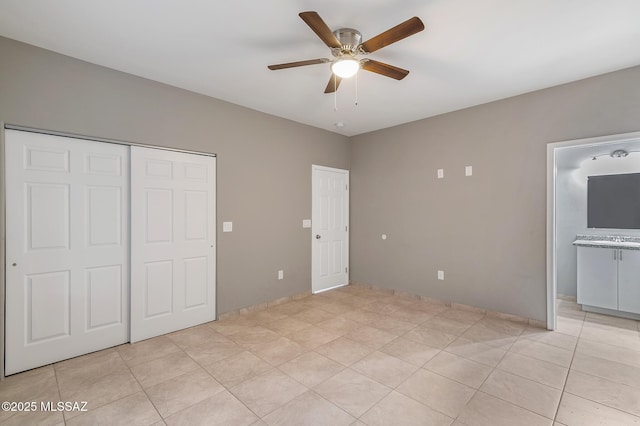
618,249 -> 640,314
577,247 -> 618,310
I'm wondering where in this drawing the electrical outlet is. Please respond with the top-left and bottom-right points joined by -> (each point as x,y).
437,169 -> 444,179
278,270 -> 284,280
437,270 -> 444,280
465,166 -> 473,176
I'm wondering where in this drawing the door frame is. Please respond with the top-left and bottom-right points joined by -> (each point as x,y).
1,122 -> 6,380
311,165 -> 349,294
546,130 -> 640,331
1,124 -> 217,379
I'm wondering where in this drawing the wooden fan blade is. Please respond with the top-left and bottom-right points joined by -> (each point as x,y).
361,59 -> 409,80
299,11 -> 342,49
268,58 -> 329,70
360,17 -> 424,53
324,74 -> 342,93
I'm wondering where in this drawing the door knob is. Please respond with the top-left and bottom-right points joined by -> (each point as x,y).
315,234 -> 321,239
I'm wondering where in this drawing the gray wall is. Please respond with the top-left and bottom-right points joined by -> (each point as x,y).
0,36 -> 350,314
3,34 -> 640,325
350,66 -> 640,321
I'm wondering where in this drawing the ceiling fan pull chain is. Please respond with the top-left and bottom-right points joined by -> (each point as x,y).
334,74 -> 338,111
355,71 -> 359,106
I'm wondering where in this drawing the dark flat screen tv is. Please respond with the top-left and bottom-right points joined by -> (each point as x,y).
587,173 -> 640,229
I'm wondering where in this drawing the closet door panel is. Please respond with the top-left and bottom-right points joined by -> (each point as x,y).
130,146 -> 216,342
5,130 -> 129,375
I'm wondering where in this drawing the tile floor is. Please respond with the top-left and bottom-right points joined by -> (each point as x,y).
1,286 -> 639,425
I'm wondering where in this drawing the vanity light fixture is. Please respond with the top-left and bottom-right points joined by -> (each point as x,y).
590,149 -> 634,161
611,149 -> 629,158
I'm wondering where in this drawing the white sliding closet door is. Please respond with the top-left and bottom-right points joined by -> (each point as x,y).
130,146 -> 216,342
5,130 -> 129,375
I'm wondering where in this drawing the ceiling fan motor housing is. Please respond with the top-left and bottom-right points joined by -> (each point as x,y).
332,28 -> 362,55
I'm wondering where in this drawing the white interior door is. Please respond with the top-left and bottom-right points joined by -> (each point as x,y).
5,130 -> 129,375
312,165 -> 349,293
130,146 -> 216,342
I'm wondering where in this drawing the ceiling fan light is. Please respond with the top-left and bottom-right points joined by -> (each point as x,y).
331,58 -> 359,78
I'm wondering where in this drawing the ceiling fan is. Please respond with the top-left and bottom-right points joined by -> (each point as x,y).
268,11 -> 425,93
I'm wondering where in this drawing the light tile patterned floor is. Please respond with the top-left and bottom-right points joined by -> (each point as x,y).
1,287 -> 639,425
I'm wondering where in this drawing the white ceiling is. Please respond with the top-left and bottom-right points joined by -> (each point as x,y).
1,0 -> 640,136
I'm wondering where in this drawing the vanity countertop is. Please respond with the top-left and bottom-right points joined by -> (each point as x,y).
573,234 -> 640,250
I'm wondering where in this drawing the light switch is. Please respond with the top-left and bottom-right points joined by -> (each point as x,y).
222,221 -> 233,232
437,169 -> 444,179
302,219 -> 311,228
465,166 -> 473,176
278,270 -> 284,280
437,270 -> 445,280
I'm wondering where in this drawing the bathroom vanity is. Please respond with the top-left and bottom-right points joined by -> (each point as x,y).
573,235 -> 640,318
